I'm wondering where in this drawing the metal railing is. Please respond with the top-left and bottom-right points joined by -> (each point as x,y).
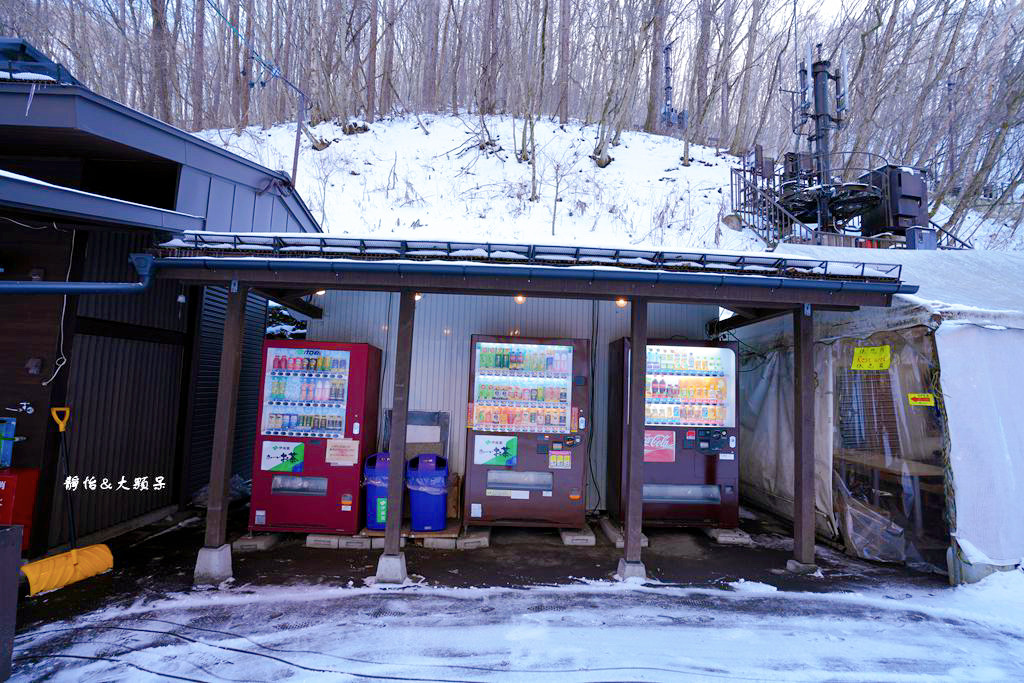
729,167 -> 816,247
930,220 -> 974,250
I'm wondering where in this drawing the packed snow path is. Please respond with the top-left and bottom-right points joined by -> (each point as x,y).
14,571 -> 1024,682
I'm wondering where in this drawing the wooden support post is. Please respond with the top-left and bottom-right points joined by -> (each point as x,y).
792,304 -> 816,569
376,289 -> 416,583
195,282 -> 247,584
619,297 -> 648,580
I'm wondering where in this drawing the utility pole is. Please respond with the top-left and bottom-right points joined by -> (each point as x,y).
292,91 -> 304,185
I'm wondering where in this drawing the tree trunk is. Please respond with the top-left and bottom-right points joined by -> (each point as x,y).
556,0 -> 569,123
421,0 -> 440,111
691,0 -> 713,140
190,0 -> 205,130
239,0 -> 255,130
479,0 -> 499,114
149,0 -> 173,124
729,0 -> 762,153
380,0 -> 396,114
367,0 -> 379,120
643,0 -> 665,133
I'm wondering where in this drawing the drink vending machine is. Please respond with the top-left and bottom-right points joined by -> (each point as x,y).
249,340 -> 381,535
606,339 -> 739,528
464,335 -> 592,528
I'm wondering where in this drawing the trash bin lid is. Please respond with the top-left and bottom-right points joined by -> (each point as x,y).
366,452 -> 390,470
409,454 -> 445,471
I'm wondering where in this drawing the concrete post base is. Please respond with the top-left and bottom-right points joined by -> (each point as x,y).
616,558 -> 647,581
786,559 -> 818,575
194,544 -> 232,585
375,552 -> 408,584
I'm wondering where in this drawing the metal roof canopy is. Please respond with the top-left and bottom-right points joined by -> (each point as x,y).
0,76 -> 322,235
0,170 -> 198,233
149,232 -> 917,309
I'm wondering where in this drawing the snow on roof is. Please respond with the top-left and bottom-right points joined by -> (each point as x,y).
774,244 -> 1024,330
0,70 -> 56,82
160,231 -> 910,285
777,245 -> 1024,314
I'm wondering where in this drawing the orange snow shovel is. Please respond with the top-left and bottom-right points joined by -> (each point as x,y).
21,407 -> 113,595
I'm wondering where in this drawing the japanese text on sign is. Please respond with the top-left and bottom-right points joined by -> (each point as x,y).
907,393 -> 936,407
64,475 -> 166,491
851,345 -> 891,371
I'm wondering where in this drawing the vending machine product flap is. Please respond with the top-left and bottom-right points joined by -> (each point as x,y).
642,483 -> 721,504
486,470 -> 553,491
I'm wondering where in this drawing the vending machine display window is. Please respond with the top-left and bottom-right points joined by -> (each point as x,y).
261,347 -> 351,438
644,345 -> 736,429
471,342 -> 574,434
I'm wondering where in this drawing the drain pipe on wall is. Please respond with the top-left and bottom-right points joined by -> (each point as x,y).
0,254 -> 155,295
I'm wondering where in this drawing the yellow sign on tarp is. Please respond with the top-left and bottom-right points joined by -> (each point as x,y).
852,345 -> 891,371
907,393 -> 936,407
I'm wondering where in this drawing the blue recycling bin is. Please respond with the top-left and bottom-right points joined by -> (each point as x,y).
406,454 -> 448,532
364,453 -> 393,531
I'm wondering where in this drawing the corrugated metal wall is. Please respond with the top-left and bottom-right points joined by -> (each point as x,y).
77,231 -> 187,331
185,287 -> 268,494
307,293 -> 715,509
50,334 -> 181,545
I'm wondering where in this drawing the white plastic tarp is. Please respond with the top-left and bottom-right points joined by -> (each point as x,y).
738,345 -> 837,536
936,323 -> 1024,567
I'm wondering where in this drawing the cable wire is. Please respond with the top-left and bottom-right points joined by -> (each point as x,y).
42,229 -> 74,387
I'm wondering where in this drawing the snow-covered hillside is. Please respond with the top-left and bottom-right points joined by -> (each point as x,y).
197,115 -> 1020,252
197,115 -> 765,252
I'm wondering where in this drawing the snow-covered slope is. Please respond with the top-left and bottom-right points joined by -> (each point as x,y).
196,115 -> 766,251
196,115 -> 1020,252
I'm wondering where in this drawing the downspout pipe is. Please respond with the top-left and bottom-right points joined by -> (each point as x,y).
0,254 -> 154,295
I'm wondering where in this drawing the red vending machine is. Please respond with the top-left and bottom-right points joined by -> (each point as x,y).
249,341 -> 381,535
464,335 -> 591,528
607,339 -> 739,528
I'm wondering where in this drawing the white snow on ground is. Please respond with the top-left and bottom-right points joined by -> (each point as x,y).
14,568 -> 1024,681
931,202 -> 1024,251
196,115 -> 766,251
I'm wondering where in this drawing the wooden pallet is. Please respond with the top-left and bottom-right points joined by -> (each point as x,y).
358,518 -> 461,539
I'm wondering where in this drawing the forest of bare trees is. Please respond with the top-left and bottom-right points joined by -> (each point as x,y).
3,0 -> 1022,232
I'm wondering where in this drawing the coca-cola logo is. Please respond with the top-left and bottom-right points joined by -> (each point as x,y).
643,430 -> 676,463
645,432 -> 673,449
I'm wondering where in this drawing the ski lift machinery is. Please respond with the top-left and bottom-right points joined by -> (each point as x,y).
781,44 -> 883,231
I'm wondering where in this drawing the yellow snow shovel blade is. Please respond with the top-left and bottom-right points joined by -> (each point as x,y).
21,545 -> 114,595
19,406 -> 114,595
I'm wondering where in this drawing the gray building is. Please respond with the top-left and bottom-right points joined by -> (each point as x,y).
0,39 -> 320,555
